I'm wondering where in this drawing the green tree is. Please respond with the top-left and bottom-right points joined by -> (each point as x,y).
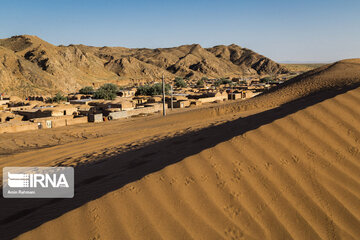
93,83 -> 119,100
79,86 -> 94,94
153,83 -> 170,95
50,92 -> 67,103
214,78 -> 232,86
214,80 -> 221,87
220,78 -> 232,84
99,83 -> 118,93
174,77 -> 187,88
260,77 -> 272,83
136,85 -> 150,96
239,80 -> 247,85
136,83 -> 170,96
196,79 -> 205,88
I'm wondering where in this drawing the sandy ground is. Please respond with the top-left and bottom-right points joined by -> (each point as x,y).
0,59 -> 360,239
0,103 -> 265,171
0,100 -> 255,157
8,85 -> 360,240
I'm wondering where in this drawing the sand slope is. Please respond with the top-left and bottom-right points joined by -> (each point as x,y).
0,59 -> 359,239
14,86 -> 360,239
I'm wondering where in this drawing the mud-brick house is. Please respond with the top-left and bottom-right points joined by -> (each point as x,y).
126,103 -> 166,117
115,101 -> 134,110
7,105 -> 33,111
242,90 -> 259,99
102,107 -> 121,115
89,100 -> 135,112
147,96 -> 163,103
88,113 -> 103,123
196,91 -> 228,103
118,89 -> 136,97
0,112 -> 15,123
228,92 -> 243,100
68,94 -> 92,100
228,90 -> 259,100
165,95 -> 189,102
44,105 -> 78,117
132,96 -> 148,105
0,104 -> 8,111
69,98 -> 93,105
6,100 -> 34,111
207,91 -> 228,99
0,122 -> 38,134
31,115 -> 74,128
172,100 -> 191,108
76,105 -> 94,116
190,100 -> 202,106
0,99 -> 10,105
31,115 -> 88,129
16,109 -> 49,120
16,105 -> 78,120
107,110 -> 127,120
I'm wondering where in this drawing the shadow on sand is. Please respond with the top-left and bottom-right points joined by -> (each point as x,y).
0,84 -> 359,239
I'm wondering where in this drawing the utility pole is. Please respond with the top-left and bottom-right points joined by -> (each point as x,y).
170,84 -> 174,110
162,74 -> 166,116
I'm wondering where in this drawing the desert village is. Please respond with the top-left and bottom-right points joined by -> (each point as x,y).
2,0 -> 360,237
0,75 -> 292,134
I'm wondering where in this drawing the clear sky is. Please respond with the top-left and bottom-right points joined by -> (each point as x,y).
1,0 -> 359,62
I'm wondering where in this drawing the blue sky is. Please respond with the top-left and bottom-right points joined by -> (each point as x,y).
0,0 -> 359,62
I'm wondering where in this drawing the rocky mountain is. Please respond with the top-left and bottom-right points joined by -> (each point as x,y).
0,35 -> 288,97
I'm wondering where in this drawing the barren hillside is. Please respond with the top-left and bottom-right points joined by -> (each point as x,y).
0,35 -> 287,97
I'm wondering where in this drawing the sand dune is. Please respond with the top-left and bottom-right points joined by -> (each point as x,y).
14,85 -> 360,240
281,63 -> 326,72
0,60 -> 359,240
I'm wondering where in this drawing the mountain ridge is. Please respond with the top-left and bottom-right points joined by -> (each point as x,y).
0,35 -> 288,96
